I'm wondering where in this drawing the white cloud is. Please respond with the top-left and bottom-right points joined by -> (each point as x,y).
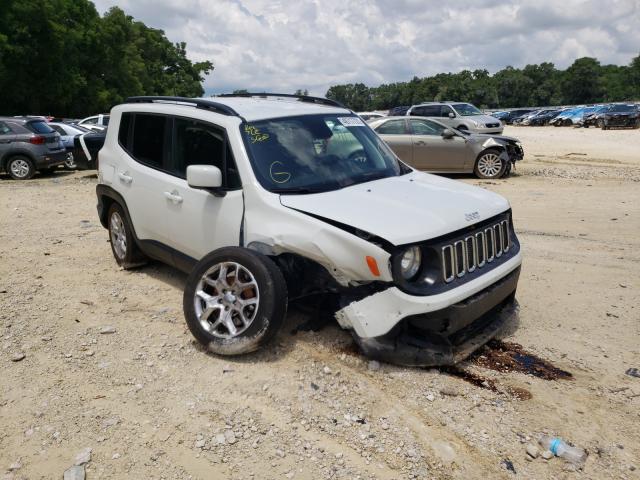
92,0 -> 640,96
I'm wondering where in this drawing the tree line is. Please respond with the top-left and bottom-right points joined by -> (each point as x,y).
0,0 -> 213,117
326,55 -> 640,111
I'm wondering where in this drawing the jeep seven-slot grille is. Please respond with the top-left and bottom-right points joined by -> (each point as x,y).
441,218 -> 511,283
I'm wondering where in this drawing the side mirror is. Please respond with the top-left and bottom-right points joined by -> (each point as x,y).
187,165 -> 222,189
441,129 -> 455,139
448,112 -> 455,119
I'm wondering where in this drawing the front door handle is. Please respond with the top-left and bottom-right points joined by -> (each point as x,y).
415,141 -> 426,146
164,190 -> 183,204
118,172 -> 133,184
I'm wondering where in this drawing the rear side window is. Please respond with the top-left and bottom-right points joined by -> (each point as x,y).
118,113 -> 132,148
130,114 -> 167,169
102,116 -> 110,126
26,121 -> 54,134
375,119 -> 407,134
0,121 -> 12,134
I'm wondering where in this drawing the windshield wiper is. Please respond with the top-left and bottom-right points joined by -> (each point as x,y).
270,187 -> 330,195
341,171 -> 390,188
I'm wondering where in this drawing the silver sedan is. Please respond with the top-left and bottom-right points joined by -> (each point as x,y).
369,116 -> 523,179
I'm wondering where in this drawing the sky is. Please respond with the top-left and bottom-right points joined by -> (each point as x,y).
92,0 -> 640,96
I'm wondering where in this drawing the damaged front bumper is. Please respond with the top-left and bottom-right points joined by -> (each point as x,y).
336,254 -> 521,367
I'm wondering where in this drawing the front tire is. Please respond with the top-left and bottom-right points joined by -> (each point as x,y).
474,149 -> 506,179
183,247 -> 288,356
107,203 -> 146,268
7,156 -> 35,180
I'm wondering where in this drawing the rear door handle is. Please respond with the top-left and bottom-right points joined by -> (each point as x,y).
118,172 -> 133,184
164,190 -> 183,204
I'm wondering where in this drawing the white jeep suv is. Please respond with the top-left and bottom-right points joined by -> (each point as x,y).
96,94 -> 522,366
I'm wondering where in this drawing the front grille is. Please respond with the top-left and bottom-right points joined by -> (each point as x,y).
441,218 -> 511,283
485,122 -> 500,128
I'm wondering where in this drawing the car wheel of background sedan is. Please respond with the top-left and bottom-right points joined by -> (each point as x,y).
64,152 -> 76,170
634,119 -> 640,129
107,203 -> 146,269
474,149 -> 506,179
7,156 -> 35,180
596,119 -> 604,129
183,247 -> 287,356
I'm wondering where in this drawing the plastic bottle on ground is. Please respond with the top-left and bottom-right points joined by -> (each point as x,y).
539,435 -> 588,465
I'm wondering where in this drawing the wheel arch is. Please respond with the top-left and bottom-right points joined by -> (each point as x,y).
1,150 -> 38,171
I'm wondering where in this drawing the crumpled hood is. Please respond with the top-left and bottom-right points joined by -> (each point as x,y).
280,171 -> 510,246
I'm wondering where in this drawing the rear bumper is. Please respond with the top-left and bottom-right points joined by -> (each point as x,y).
35,150 -> 67,168
350,266 -> 520,366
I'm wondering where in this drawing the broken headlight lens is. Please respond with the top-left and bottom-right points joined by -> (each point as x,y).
400,246 -> 422,280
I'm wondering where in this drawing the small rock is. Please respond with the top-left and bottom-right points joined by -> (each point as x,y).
10,353 -> 26,362
63,465 -> 85,480
84,350 -> 95,357
195,439 -> 205,449
368,360 -> 381,371
214,433 -> 226,445
224,430 -> 236,444
285,472 -> 294,479
541,450 -> 553,460
275,449 -> 285,458
74,447 -> 92,466
112,453 -> 121,460
323,366 -> 332,374
99,326 -> 117,334
425,393 -> 435,402
8,459 -> 22,471
526,444 -> 539,459
380,422 -> 389,430
440,386 -> 460,397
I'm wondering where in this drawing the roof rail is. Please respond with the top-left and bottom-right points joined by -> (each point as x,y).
124,96 -> 241,117
216,92 -> 346,108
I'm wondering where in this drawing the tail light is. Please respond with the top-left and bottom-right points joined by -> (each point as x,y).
29,135 -> 46,145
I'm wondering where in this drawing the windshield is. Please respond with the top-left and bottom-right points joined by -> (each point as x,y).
452,103 -> 482,116
241,114 -> 409,194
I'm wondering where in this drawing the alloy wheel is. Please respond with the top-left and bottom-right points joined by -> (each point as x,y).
194,262 -> 260,339
109,211 -> 127,259
9,159 -> 31,179
477,153 -> 502,178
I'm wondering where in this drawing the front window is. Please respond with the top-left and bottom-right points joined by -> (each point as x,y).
451,103 -> 482,116
241,114 -> 409,194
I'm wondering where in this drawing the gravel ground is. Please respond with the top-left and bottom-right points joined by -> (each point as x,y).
1,126 -> 639,479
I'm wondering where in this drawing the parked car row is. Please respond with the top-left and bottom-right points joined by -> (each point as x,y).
490,104 -> 640,129
0,113 -> 109,179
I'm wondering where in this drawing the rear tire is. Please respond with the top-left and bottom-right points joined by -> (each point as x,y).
107,203 -> 147,269
183,247 -> 288,355
7,156 -> 35,180
63,152 -> 76,170
474,149 -> 506,179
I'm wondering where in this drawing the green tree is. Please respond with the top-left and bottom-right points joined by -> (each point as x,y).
561,57 -> 604,104
0,0 -> 212,117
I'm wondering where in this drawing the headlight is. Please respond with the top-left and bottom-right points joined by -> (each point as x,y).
400,246 -> 421,280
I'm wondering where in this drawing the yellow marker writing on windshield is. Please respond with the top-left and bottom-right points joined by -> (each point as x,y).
269,161 -> 291,183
